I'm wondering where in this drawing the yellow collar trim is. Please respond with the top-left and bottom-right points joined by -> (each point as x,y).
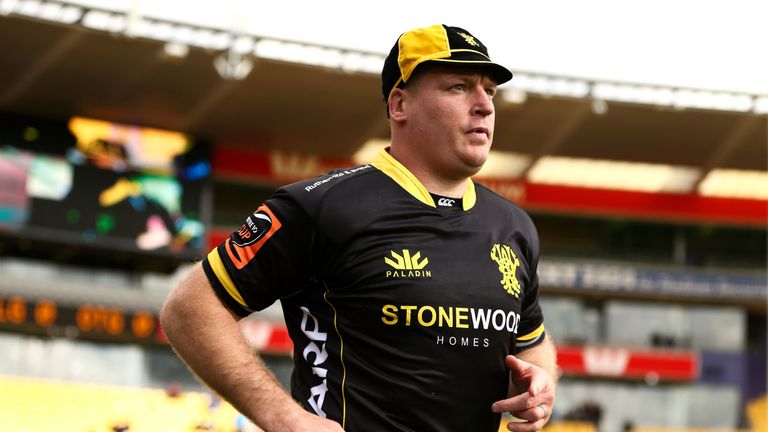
370,148 -> 476,211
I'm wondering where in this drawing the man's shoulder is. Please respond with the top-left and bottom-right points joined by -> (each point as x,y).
297,164 -> 377,193
474,182 -> 537,228
475,182 -> 527,213
275,164 -> 381,207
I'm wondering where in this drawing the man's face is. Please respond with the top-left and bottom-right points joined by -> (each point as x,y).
401,64 -> 497,180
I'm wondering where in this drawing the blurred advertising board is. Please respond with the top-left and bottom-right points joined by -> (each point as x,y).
0,113 -> 211,259
0,293 -> 164,345
556,345 -> 698,382
539,260 -> 766,302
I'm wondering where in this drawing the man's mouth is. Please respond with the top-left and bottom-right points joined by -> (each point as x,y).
467,127 -> 489,138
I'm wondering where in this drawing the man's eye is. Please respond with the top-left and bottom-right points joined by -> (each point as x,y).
453,83 -> 467,91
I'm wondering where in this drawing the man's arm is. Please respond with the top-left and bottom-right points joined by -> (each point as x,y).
492,334 -> 558,432
159,262 -> 343,432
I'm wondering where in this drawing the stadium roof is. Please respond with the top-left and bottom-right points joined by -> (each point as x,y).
0,8 -> 766,200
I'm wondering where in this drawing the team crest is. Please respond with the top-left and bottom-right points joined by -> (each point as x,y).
490,244 -> 521,298
458,32 -> 479,47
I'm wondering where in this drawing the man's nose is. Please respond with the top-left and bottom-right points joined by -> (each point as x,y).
472,87 -> 494,116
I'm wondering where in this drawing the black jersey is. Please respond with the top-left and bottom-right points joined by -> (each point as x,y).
203,149 -> 546,431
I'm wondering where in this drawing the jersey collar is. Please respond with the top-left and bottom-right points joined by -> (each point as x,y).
370,148 -> 477,211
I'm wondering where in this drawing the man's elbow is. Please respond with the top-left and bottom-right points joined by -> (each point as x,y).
160,263 -> 208,329
159,287 -> 183,342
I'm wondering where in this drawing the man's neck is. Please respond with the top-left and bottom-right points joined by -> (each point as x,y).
388,145 -> 468,198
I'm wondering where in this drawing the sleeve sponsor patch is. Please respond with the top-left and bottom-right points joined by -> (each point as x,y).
226,204 -> 282,269
234,207 -> 275,246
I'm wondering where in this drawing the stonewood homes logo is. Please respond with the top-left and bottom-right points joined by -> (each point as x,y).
385,249 -> 431,278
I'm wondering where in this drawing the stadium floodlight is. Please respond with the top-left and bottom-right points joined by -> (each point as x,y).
592,83 -> 675,106
73,3 -> 236,51
753,96 -> 768,114
253,38 -> 383,74
188,28 -> 216,50
501,88 -> 528,105
505,73 -> 590,99
214,49 -> 253,81
340,51 -> 383,74
144,20 -> 173,42
306,45 -> 344,69
527,156 -> 701,193
162,42 -> 189,59
698,169 -> 768,200
82,9 -> 126,33
231,35 -> 254,55
592,82 -> 754,112
0,0 -> 83,23
137,19 -> 231,51
591,100 -> 608,115
672,89 -> 753,112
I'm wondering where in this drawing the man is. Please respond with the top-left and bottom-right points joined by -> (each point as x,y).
160,24 -> 557,432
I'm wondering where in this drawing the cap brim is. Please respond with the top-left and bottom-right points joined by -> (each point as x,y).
429,51 -> 513,85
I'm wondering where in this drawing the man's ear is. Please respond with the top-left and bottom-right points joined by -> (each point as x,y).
388,88 -> 407,122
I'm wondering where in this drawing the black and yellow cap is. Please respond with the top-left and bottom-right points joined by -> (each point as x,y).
381,24 -> 513,101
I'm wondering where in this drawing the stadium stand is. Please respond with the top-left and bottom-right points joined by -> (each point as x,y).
0,375 -> 241,432
1,373 -> 762,432
630,429 -> 749,432
745,395 -> 766,432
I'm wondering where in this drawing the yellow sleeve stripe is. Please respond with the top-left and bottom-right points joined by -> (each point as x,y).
207,247 -> 248,309
517,324 -> 545,341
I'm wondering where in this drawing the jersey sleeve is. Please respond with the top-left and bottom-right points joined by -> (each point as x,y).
202,189 -> 315,317
514,215 -> 546,353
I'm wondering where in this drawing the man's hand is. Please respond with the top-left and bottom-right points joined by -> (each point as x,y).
492,355 -> 556,432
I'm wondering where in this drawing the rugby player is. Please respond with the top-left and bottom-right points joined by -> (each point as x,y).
160,24 -> 557,432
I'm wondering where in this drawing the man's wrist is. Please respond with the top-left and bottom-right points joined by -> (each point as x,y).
259,398 -> 307,431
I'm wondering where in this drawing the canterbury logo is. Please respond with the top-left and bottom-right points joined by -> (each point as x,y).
458,32 -> 479,47
437,197 -> 455,207
385,249 -> 429,270
490,244 -> 521,297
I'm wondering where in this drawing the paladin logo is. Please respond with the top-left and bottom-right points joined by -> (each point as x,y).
385,249 -> 431,278
490,244 -> 521,297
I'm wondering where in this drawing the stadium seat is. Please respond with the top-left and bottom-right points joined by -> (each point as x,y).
499,419 -> 596,432
0,375 -> 241,432
746,394 -> 766,432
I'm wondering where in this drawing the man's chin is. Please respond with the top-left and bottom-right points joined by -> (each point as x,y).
467,156 -> 490,172
460,161 -> 487,179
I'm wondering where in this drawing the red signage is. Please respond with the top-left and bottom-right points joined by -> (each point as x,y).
481,179 -> 768,228
212,147 -> 768,228
556,345 -> 699,382
239,319 -> 293,355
